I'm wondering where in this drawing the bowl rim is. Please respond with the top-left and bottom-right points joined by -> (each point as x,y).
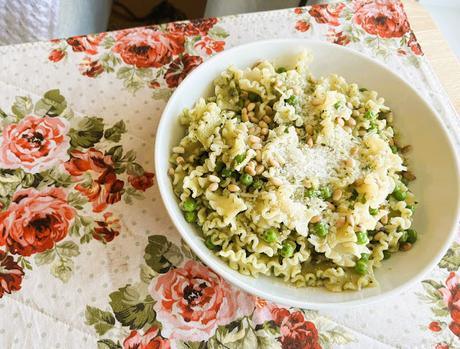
154,38 -> 460,308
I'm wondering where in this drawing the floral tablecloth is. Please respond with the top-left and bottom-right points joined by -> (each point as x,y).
0,1 -> 459,348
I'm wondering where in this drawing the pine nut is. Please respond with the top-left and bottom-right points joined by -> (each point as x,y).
259,120 -> 268,129
168,168 -> 175,176
307,137 -> 314,147
337,118 -> 345,127
208,175 -> 220,183
227,184 -> 240,192
263,115 -> 271,123
400,242 -> 412,251
302,179 -> 311,188
350,147 -> 359,156
176,156 -> 185,165
248,135 -> 260,144
255,164 -> 265,174
336,216 -> 346,228
242,108 -> 249,122
347,215 -> 355,226
265,105 -> 273,115
251,142 -> 262,150
345,158 -> 354,167
271,177 -> 283,186
386,112 -> 394,123
310,215 -> 321,224
249,115 -> 259,123
208,182 -> 219,191
311,97 -> 322,106
247,102 -> 256,111
172,146 -> 185,154
261,127 -> 269,135
245,166 -> 256,176
269,158 -> 280,168
346,117 -> 356,126
327,202 -> 335,210
380,215 -> 388,224
332,189 -> 342,201
256,150 -> 262,162
248,111 -> 255,118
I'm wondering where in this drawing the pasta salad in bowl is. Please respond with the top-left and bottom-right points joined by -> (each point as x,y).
155,40 -> 460,307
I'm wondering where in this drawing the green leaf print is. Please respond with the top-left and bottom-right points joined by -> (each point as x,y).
104,120 -> 127,142
208,318 -> 259,349
208,26 -> 229,39
50,257 -> 74,283
34,249 -> 57,266
56,241 -> 80,257
69,116 -> 104,148
126,162 -> 144,177
11,95 -> 33,119
85,306 -> 116,336
97,339 -> 122,349
109,285 -> 156,330
144,235 -> 183,273
34,89 -> 67,117
439,242 -> 460,271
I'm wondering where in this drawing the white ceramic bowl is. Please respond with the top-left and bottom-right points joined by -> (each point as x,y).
155,39 -> 460,308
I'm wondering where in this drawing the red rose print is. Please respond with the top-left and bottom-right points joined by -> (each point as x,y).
449,322 -> 460,338
149,260 -> 255,342
428,321 -> 442,332
0,188 -> 75,256
327,30 -> 351,46
149,81 -> 160,89
294,8 -> 304,15
48,49 -> 66,62
66,33 -> 106,55
113,28 -> 185,69
164,54 -> 203,88
272,308 -> 321,349
435,344 -> 450,349
65,148 -> 113,177
353,0 -> 410,39
195,37 -> 225,55
65,148 -> 124,213
128,172 -> 155,192
0,251 -> 24,297
0,116 -> 70,173
408,32 -> 423,55
93,212 -> 120,243
79,57 -> 104,78
75,169 -> 124,213
295,20 -> 311,33
167,18 -> 218,36
309,3 -> 345,27
123,325 -> 170,349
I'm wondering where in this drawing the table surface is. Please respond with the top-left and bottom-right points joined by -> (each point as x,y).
404,0 -> 460,113
0,1 -> 460,348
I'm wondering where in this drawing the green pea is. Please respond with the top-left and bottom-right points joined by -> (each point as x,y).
183,198 -> 197,212
399,231 -> 408,243
356,231 -> 368,245
234,153 -> 246,164
360,253 -> 370,261
205,237 -> 217,250
320,187 -> 332,200
240,173 -> 253,186
314,222 -> 328,237
369,207 -> 379,216
305,188 -> 319,198
354,259 -> 368,275
215,161 -> 225,173
263,228 -> 278,243
184,211 -> 197,223
383,251 -> 391,260
276,67 -> 287,73
406,229 -> 417,244
221,168 -> 233,178
392,188 -> 407,201
280,241 -> 296,258
406,204 -> 415,212
390,145 -> 398,154
252,178 -> 263,190
248,92 -> 261,102
286,95 -> 298,106
364,111 -> 375,120
334,101 -> 341,110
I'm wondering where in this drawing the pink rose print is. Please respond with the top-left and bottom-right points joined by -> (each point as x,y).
295,21 -> 311,32
308,3 -> 345,27
113,28 -> 185,69
0,188 -> 75,256
48,49 -> 66,62
353,0 -> 410,39
123,325 -> 170,349
195,37 -> 225,55
252,297 -> 277,325
149,260 -> 255,342
439,272 -> 460,338
79,57 -> 104,78
0,116 -> 70,173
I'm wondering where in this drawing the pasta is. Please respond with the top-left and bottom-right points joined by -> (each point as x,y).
169,51 -> 417,292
